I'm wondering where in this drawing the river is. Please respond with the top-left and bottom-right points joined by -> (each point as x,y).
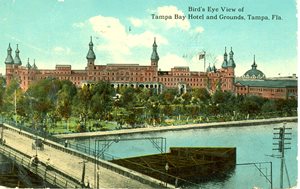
73,122 -> 298,189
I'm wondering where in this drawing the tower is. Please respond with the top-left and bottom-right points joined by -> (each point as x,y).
32,59 -> 38,69
221,47 -> 228,68
5,43 -> 14,65
26,58 -> 32,69
150,37 -> 159,67
226,47 -> 236,91
5,43 -> 14,86
252,55 -> 257,69
86,36 -> 96,68
227,47 -> 236,69
14,44 -> 22,66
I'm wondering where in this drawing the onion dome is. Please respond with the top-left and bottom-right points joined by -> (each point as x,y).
5,43 -> 14,64
26,58 -> 32,69
227,47 -> 236,68
32,59 -> 37,69
14,44 -> 22,65
212,64 -> 217,73
150,37 -> 159,61
243,55 -> 266,79
206,65 -> 212,72
221,47 -> 228,68
86,36 -> 96,60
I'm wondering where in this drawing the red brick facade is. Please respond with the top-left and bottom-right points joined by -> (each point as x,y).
235,79 -> 297,99
4,38 -> 297,99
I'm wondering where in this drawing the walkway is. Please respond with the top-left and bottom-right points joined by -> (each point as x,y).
56,117 -> 297,139
2,126 -> 161,188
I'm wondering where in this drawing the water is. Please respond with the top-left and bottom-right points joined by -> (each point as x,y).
73,122 -> 298,189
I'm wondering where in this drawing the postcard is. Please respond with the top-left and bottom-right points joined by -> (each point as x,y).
0,0 -> 297,188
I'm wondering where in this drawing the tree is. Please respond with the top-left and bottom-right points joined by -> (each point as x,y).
3,78 -> 21,117
239,95 -> 265,115
181,93 -> 192,105
159,89 -> 176,105
135,88 -> 152,107
161,104 -> 173,117
73,84 -> 92,125
275,98 -> 297,116
56,81 -> 77,129
146,100 -> 160,125
0,77 -> 6,114
261,100 -> 277,113
90,81 -> 114,120
25,78 -> 62,129
191,88 -> 211,103
119,87 -> 137,107
210,90 -> 237,115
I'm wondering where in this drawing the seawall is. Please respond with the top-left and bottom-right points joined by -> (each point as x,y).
55,116 -> 297,139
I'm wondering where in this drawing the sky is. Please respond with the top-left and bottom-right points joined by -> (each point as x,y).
0,0 -> 298,77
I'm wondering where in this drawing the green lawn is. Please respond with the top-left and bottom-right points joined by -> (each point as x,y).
48,118 -> 119,134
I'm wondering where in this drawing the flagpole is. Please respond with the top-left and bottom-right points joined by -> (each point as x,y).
204,51 -> 206,72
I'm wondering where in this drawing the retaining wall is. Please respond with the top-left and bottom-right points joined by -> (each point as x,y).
56,116 -> 298,139
1,123 -> 172,188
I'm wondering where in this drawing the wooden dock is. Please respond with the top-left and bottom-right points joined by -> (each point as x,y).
111,147 -> 236,187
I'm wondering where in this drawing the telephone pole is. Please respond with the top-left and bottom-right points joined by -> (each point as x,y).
272,123 -> 292,189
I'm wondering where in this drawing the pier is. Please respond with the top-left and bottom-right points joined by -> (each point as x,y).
112,147 -> 236,187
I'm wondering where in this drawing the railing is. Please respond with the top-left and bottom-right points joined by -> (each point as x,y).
2,118 -> 99,158
0,144 -> 83,188
1,122 -> 168,188
68,142 -> 97,157
103,153 -> 201,188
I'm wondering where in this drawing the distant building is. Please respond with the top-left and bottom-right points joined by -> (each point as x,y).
235,56 -> 297,99
241,56 -> 266,80
3,37 -> 297,99
4,37 -> 235,94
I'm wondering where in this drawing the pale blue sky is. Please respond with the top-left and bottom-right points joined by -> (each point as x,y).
0,0 -> 297,77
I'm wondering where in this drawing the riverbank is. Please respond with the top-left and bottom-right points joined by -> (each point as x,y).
55,116 -> 297,139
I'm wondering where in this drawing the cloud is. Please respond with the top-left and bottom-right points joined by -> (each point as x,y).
89,15 -> 126,42
57,0 -> 64,2
194,26 -> 204,33
6,34 -> 49,55
75,8 -> 204,65
216,55 -> 224,63
72,22 -> 85,28
88,15 -> 168,61
159,53 -> 189,71
152,6 -> 191,31
34,60 -> 82,70
128,17 -> 143,27
53,47 -> 71,54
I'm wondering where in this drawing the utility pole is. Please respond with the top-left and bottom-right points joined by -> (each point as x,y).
273,123 -> 292,189
79,160 -> 88,187
14,90 -> 17,126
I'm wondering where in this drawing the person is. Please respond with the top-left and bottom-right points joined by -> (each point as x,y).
46,158 -> 50,166
86,180 -> 90,188
46,158 -> 52,170
30,156 -> 34,165
30,155 -> 39,166
2,139 -> 5,145
65,139 -> 68,148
